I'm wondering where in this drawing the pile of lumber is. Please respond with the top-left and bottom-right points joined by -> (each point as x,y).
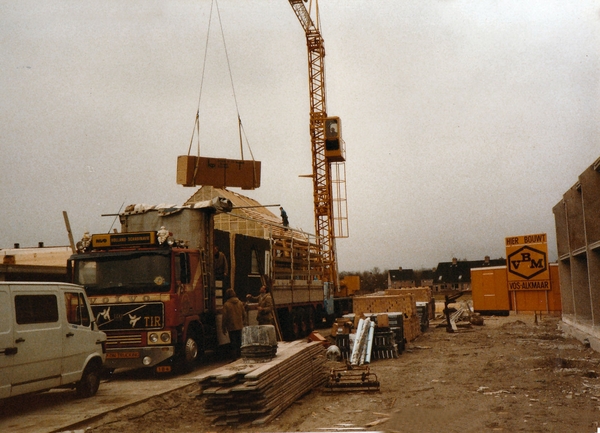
197,340 -> 326,426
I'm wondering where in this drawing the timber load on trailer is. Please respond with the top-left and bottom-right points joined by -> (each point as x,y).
216,227 -> 329,341
188,187 -> 334,341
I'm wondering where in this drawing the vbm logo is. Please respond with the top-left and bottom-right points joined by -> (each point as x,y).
507,246 -> 547,280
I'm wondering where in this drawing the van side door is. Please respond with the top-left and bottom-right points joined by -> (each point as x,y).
61,290 -> 98,384
11,287 -> 62,396
0,286 -> 14,399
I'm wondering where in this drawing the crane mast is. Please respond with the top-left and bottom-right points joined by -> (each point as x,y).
289,0 -> 342,292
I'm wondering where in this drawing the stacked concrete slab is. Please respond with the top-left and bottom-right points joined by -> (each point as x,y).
553,156 -> 600,351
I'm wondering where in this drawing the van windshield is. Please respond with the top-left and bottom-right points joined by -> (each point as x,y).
73,251 -> 171,296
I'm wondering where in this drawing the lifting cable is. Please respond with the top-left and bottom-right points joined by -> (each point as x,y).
187,0 -> 255,163
187,0 -> 213,158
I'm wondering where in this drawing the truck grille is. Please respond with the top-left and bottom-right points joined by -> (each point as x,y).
91,302 -> 164,332
106,333 -> 143,348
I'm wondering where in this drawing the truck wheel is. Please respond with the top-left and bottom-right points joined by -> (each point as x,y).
76,362 -> 101,398
304,307 -> 315,334
183,336 -> 199,365
176,334 -> 200,373
290,310 -> 302,340
278,309 -> 294,341
300,319 -> 309,337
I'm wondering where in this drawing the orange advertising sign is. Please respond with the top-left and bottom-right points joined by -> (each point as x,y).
505,233 -> 550,290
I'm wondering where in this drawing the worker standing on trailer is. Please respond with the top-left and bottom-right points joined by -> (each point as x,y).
247,285 -> 274,326
279,207 -> 289,228
222,288 -> 246,360
213,246 -> 229,289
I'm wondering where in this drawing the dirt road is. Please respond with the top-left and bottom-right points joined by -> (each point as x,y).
76,313 -> 600,433
0,360 -> 231,433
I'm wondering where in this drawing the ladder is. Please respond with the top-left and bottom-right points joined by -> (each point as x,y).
200,248 -> 211,310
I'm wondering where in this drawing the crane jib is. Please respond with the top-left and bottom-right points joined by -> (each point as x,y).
289,0 -> 317,32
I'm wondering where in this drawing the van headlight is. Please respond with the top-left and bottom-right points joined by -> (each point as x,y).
148,331 -> 171,345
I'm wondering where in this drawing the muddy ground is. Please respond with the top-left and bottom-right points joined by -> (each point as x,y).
79,312 -> 600,433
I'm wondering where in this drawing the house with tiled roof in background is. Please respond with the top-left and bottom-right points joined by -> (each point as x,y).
432,256 -> 505,292
418,268 -> 435,287
388,267 -> 437,289
388,267 -> 417,288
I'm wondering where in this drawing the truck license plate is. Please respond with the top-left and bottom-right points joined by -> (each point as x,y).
107,352 -> 139,359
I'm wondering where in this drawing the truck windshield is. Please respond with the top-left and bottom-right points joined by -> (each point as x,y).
73,251 -> 171,296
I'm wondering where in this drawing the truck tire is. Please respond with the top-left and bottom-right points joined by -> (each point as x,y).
278,309 -> 294,341
176,331 -> 201,373
183,335 -> 199,365
297,307 -> 308,337
76,361 -> 101,398
304,307 -> 315,335
291,309 -> 302,340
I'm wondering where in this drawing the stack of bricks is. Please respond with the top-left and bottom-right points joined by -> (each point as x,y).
385,287 -> 435,320
385,287 -> 432,302
353,292 -> 421,342
403,314 -> 421,342
353,292 -> 416,317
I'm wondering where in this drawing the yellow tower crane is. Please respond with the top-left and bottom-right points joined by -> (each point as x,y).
289,0 -> 348,294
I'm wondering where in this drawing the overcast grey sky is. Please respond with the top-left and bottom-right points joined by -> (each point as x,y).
1,0 -> 599,272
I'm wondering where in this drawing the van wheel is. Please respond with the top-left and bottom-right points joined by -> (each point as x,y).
76,362 -> 101,398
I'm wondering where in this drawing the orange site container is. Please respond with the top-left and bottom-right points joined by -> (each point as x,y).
471,266 -> 510,315
471,264 -> 561,315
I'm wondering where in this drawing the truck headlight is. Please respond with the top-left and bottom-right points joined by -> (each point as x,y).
148,331 -> 171,345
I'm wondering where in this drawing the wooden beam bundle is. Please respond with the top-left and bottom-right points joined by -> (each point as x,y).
197,341 -> 326,426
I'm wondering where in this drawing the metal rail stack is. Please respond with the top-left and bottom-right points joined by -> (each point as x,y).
325,318 -> 381,392
387,312 -> 406,353
325,364 -> 380,392
371,329 -> 398,360
335,334 -> 351,360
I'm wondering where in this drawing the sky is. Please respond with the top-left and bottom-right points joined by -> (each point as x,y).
1,0 -> 599,273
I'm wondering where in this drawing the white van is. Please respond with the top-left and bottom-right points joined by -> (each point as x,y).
0,282 -> 106,399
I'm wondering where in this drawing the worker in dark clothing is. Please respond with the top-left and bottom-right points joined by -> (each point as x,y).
246,285 -> 275,326
280,207 -> 289,228
221,288 -> 246,360
214,246 -> 229,288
